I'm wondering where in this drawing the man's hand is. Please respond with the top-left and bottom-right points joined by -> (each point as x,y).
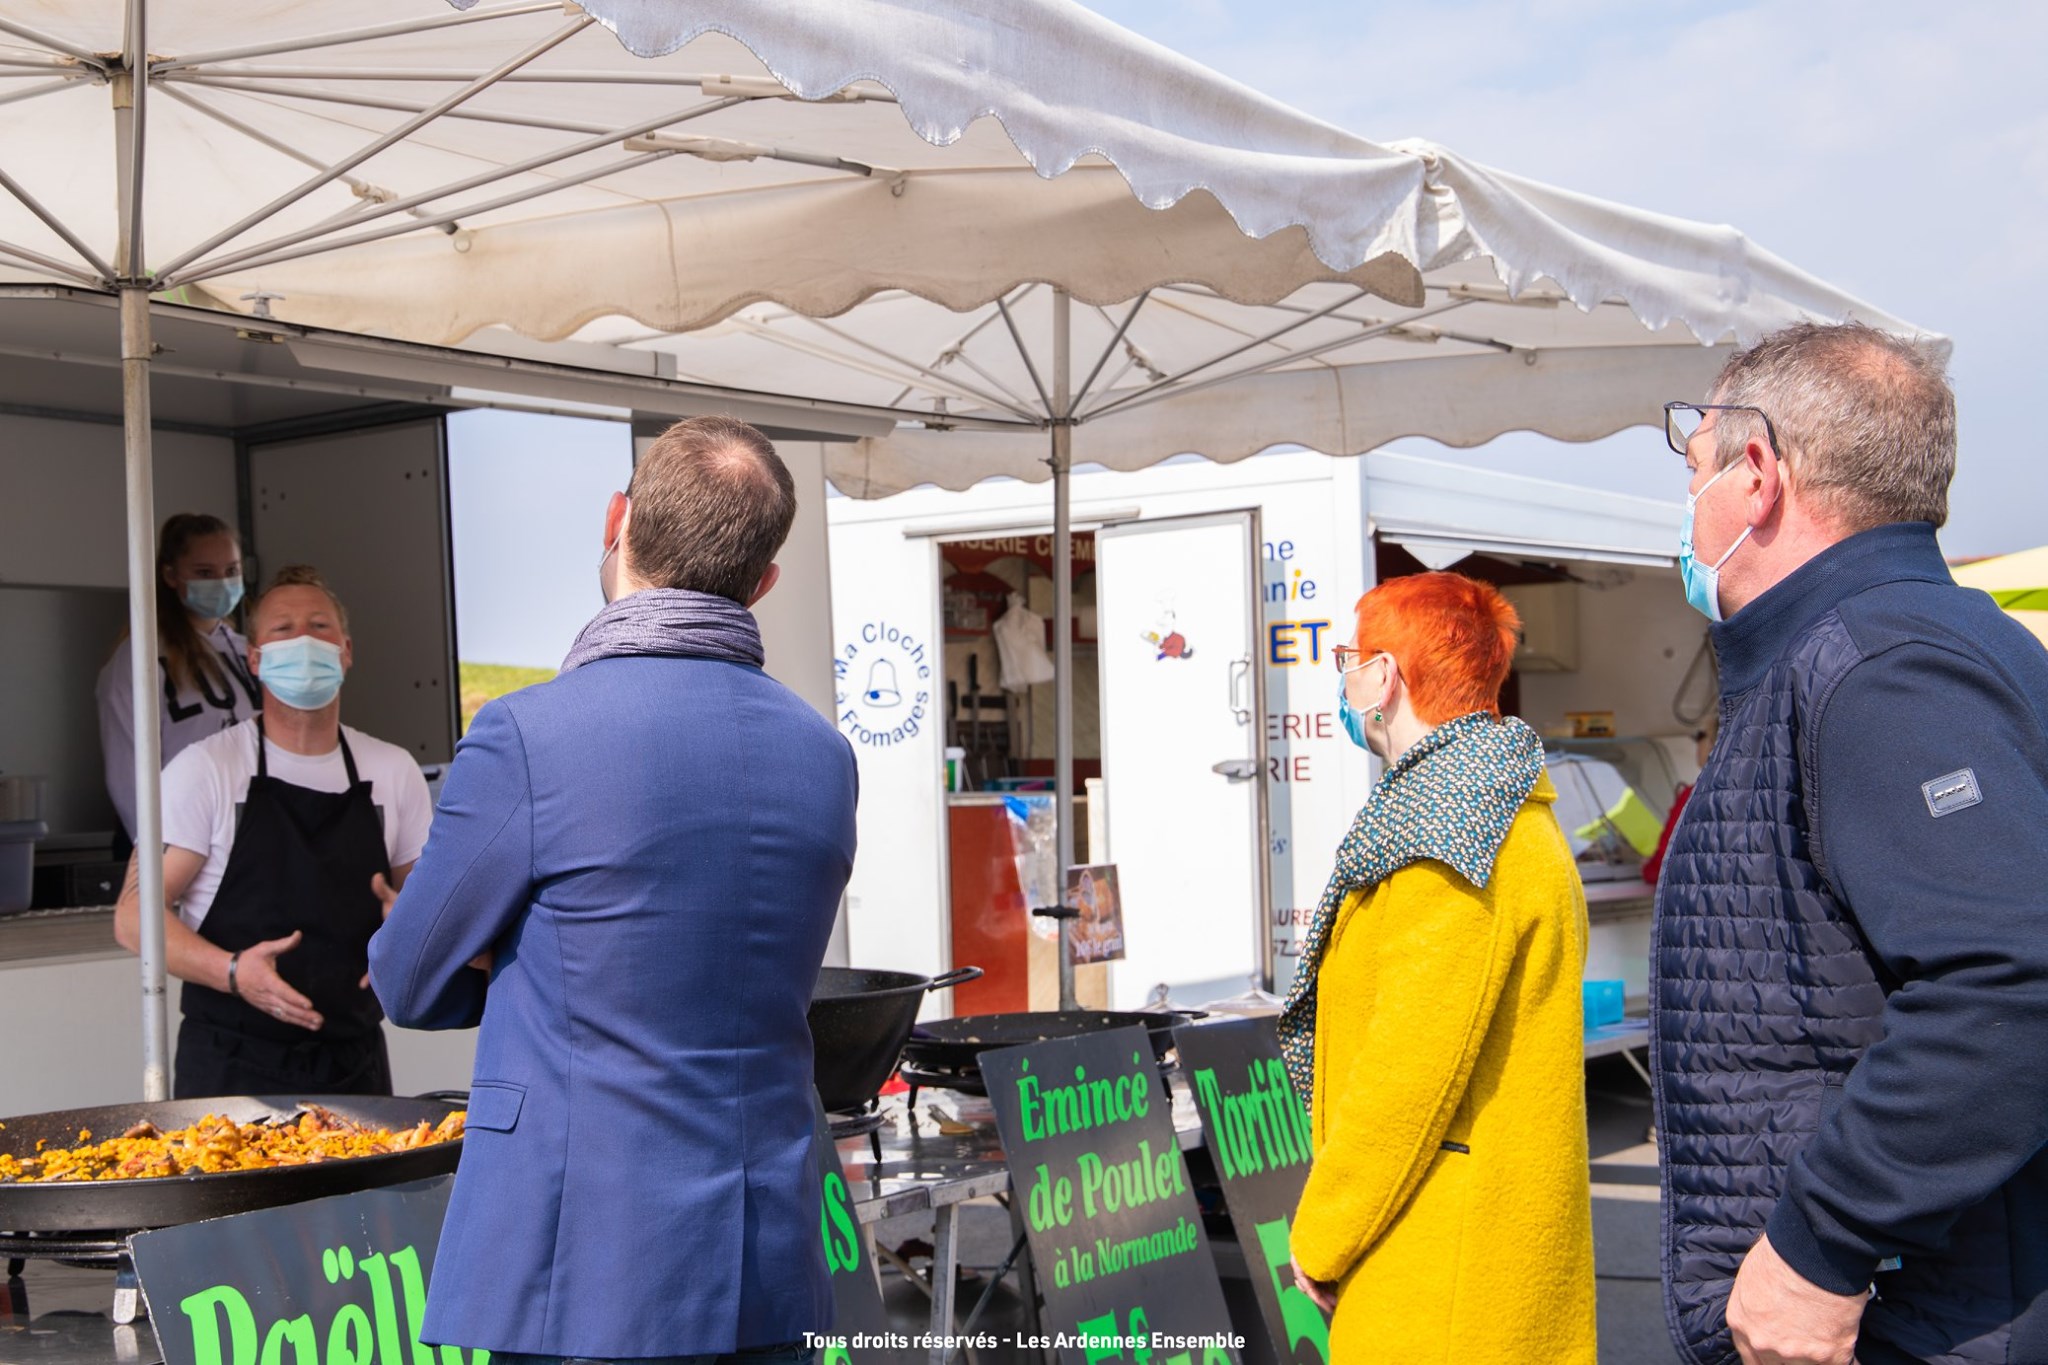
237,931 -> 323,1032
1727,1231 -> 1866,1365
1291,1255 -> 1337,1314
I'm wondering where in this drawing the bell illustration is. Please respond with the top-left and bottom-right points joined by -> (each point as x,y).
863,658 -> 903,707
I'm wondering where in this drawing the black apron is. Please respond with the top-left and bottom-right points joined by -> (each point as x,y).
175,720 -> 393,1099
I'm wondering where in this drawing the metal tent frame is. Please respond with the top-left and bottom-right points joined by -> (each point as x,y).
0,1 -> 1937,1088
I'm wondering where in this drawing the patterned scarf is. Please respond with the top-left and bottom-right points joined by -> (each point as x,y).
1277,711 -> 1545,1117
561,587 -> 764,673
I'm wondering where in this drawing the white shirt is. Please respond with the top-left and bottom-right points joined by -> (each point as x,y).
160,718 -> 433,932
96,623 -> 261,840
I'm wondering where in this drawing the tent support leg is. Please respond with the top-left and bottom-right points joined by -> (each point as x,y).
115,6 -> 170,1101
123,284 -> 169,1101
1051,290 -> 1078,1012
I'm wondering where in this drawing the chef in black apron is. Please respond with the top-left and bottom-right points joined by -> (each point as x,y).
173,716 -> 395,1097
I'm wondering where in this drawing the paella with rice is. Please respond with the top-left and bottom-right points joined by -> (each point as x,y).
0,1103 -> 465,1184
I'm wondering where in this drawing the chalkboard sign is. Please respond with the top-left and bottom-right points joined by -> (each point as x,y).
811,1099 -> 916,1363
132,1117 -> 916,1365
130,1176 -> 486,1365
1173,1018 -> 1331,1365
981,1025 -> 1242,1364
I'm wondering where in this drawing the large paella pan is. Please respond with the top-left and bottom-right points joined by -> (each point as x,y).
0,1094 -> 466,1234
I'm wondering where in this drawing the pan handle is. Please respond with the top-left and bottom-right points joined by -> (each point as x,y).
926,966 -> 985,991
413,1089 -> 472,1104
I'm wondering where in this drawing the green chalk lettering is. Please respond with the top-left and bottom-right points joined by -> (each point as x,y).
820,1171 -> 861,1273
1256,1216 -> 1330,1361
326,1304 -> 374,1365
181,1283 -> 258,1365
1020,1071 -> 1044,1142
260,1316 -> 317,1365
1192,1069 -> 1233,1178
358,1252 -> 405,1365
387,1244 -> 435,1365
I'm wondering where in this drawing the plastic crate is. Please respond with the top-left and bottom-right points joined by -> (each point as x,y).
1582,978 -> 1626,1028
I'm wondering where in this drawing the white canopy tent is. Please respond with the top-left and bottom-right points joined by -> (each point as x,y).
0,0 -> 1939,1087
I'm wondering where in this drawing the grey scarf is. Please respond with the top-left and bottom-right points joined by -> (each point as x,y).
561,588 -> 764,673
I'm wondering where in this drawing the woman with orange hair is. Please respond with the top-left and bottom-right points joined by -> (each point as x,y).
1280,571 -> 1596,1363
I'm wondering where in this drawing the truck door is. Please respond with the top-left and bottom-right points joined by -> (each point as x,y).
1096,509 -> 1271,1007
247,420 -> 458,765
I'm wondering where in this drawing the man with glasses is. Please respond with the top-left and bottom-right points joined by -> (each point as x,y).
1651,322 -> 2048,1365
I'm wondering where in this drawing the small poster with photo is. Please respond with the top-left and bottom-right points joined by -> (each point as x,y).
1064,862 -> 1125,963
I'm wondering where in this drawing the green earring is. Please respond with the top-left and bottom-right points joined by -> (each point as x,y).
1373,708 -> 1385,724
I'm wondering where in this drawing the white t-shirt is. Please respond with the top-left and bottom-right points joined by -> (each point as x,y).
160,719 -> 433,932
96,624 -> 261,840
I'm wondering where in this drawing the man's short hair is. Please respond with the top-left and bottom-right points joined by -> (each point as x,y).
626,416 -> 797,603
1710,321 -> 1955,533
255,564 -> 349,632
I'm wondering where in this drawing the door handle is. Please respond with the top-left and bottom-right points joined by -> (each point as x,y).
1211,759 -> 1259,782
1228,656 -> 1252,725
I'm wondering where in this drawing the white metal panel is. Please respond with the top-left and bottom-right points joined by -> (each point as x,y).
0,585 -> 126,836
1096,509 -> 1266,1007
248,421 -> 457,763
0,413 -> 235,590
828,519 -> 950,995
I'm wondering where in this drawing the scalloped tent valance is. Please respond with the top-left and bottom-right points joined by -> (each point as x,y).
0,1 -> 1938,499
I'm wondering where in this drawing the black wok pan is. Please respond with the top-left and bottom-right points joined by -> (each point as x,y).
0,1094 -> 465,1234
808,965 -> 982,1112
901,1008 -> 1207,1080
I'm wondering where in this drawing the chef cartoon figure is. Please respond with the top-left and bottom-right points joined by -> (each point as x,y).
1141,601 -> 1195,661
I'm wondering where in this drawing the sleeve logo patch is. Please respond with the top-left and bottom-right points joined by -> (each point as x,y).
1921,768 -> 1983,818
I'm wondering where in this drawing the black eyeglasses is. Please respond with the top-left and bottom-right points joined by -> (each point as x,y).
1663,401 -> 1781,462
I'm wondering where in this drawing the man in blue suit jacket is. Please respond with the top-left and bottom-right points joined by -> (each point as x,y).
370,416 -> 857,1364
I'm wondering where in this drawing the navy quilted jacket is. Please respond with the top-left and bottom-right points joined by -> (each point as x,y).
1653,522 -> 2048,1365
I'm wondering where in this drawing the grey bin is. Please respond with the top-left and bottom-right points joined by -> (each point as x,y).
0,820 -> 48,914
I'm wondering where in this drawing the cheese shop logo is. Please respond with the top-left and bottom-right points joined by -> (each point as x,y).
835,621 -> 932,749
175,1240 -> 487,1365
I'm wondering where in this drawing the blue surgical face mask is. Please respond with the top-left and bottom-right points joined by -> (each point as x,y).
1337,678 -> 1370,750
257,635 -> 345,711
1678,460 -> 1755,623
1336,653 -> 1386,752
181,575 -> 244,621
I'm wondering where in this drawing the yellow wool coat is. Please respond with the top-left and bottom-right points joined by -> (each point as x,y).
1291,772 -> 1597,1364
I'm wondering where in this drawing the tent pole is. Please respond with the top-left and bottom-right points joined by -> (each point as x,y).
122,283 -> 169,1101
116,1 -> 170,1101
1051,289 -> 1077,1012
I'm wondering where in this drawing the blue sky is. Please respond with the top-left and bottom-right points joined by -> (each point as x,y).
448,409 -> 630,669
449,2 -> 2043,666
1082,0 -> 2044,555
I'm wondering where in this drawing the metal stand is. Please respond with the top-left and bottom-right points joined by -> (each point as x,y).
111,1263 -> 140,1326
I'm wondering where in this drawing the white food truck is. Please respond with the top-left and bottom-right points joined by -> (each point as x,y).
827,448 -> 1716,1013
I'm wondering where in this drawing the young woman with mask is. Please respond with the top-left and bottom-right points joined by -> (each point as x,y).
1277,571 -> 1597,1364
111,566 -> 433,1098
95,512 -> 263,845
